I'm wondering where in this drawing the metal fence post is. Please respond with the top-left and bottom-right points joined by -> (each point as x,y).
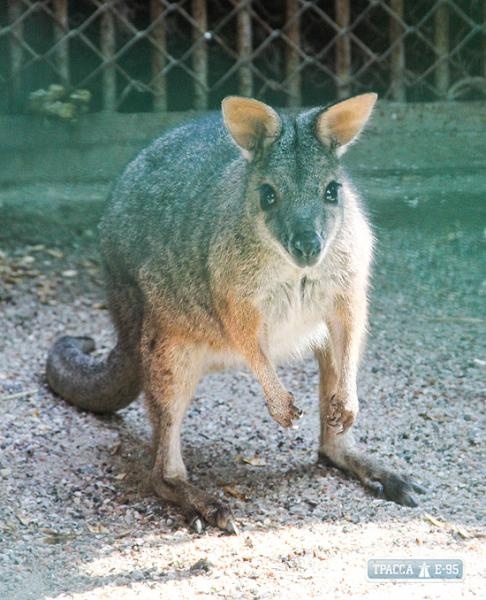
150,0 -> 168,112
100,2 -> 117,111
192,0 -> 208,110
389,0 -> 406,101
237,0 -> 253,98
335,0 -> 351,99
482,0 -> 486,79
285,0 -> 301,107
53,0 -> 70,86
7,0 -> 23,112
434,1 -> 450,98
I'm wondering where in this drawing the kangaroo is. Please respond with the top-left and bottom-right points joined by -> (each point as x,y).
47,94 -> 425,533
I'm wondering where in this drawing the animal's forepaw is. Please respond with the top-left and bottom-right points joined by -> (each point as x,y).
326,394 -> 358,434
268,391 -> 303,429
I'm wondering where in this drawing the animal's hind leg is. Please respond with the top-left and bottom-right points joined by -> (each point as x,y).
316,345 -> 426,507
141,327 -> 237,533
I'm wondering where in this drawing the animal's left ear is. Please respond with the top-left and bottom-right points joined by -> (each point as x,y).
315,93 -> 377,156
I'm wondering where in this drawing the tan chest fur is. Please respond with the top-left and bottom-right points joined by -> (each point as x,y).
260,268 -> 334,363
203,264 -> 335,374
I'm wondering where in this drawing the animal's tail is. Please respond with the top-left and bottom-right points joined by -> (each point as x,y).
46,336 -> 141,413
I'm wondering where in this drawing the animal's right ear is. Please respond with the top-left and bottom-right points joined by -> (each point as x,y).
222,96 -> 281,160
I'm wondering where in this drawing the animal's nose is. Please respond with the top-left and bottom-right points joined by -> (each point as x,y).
290,231 -> 322,264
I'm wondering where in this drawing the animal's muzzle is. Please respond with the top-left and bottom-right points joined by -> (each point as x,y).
289,231 -> 323,267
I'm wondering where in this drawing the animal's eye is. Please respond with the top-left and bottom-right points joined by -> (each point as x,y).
259,183 -> 278,211
324,180 -> 341,204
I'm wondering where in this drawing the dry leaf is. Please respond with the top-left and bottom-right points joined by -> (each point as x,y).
222,484 -> 250,501
423,512 -> 445,528
242,455 -> 267,467
36,279 -> 55,304
423,513 -> 480,540
454,527 -> 472,540
92,302 -> 107,310
110,442 -> 122,455
42,529 -> 76,544
46,249 -> 64,259
1,389 -> 38,402
87,523 -> 109,534
16,513 -> 31,526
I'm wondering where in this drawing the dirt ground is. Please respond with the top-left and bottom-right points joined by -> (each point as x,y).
0,175 -> 485,599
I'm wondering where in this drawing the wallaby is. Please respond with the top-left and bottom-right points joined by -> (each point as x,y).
47,94 -> 425,533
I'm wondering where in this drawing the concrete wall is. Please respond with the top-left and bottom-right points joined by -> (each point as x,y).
1,102 -> 486,186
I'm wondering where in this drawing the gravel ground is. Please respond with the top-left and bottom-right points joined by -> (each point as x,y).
0,178 -> 485,600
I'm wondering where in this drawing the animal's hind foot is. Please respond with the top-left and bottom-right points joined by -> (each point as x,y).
361,471 -> 428,507
318,444 -> 427,508
190,511 -> 239,535
152,476 -> 239,534
188,498 -> 239,534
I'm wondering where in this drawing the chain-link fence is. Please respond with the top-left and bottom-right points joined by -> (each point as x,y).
1,0 -> 485,114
